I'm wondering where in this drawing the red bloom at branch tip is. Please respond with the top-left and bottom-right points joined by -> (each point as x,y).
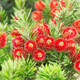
50,8 -> 60,18
35,1 -> 45,11
25,40 -> 37,53
74,59 -> 80,72
50,0 -> 58,9
0,32 -> 7,48
60,0 -> 66,7
12,47 -> 27,59
33,49 -> 46,61
12,36 -> 25,47
11,28 -> 22,36
32,11 -> 43,22
72,20 -> 80,32
36,35 -> 45,48
54,38 -> 66,51
45,37 -> 54,49
62,27 -> 77,39
32,22 -> 50,37
65,40 -> 76,52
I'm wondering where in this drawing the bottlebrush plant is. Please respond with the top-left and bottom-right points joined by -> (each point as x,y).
36,63 -> 66,80
0,57 -> 36,80
0,0 -> 80,80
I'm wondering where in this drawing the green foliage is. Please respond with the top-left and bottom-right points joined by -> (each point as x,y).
14,0 -> 26,10
0,0 -> 80,79
0,8 -> 8,23
42,0 -> 51,22
0,23 -> 12,66
10,9 -> 36,40
0,57 -> 37,80
49,20 -> 62,38
36,63 -> 66,80
57,0 -> 80,26
0,0 -> 14,13
0,0 -> 14,23
0,0 -> 36,23
46,49 -> 76,80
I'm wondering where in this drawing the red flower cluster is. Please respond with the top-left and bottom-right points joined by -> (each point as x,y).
35,1 -> 45,11
65,40 -> 76,52
12,36 -> 25,47
25,40 -> 37,53
11,28 -> 22,36
33,49 -> 46,61
73,20 -> 80,32
50,8 -> 60,18
54,38 -> 66,51
36,35 -> 45,48
32,11 -> 43,22
12,37 -> 46,61
74,59 -> 80,72
45,37 -> 54,49
69,50 -> 80,72
62,27 -> 77,40
12,47 -> 27,59
32,0 -> 72,22
36,36 -> 54,50
32,0 -> 45,22
50,0 -> 58,9
0,32 -> 7,48
60,0 -> 66,7
32,0 -> 61,22
32,22 -> 50,37
11,0 -> 80,73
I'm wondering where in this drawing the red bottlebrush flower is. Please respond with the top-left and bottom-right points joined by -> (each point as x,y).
65,40 -> 76,52
74,59 -> 80,72
68,51 -> 77,62
32,22 -> 50,37
35,1 -> 45,11
62,27 -> 77,40
72,20 -> 80,32
33,49 -> 46,61
32,11 -> 43,22
54,38 -> 66,51
50,0 -> 58,9
12,36 -> 25,47
11,28 -> 22,36
60,0 -> 66,7
25,40 -> 37,53
0,32 -> 7,48
14,16 -> 18,21
50,8 -> 60,18
43,22 -> 51,35
12,47 -> 27,59
36,35 -> 45,48
45,37 -> 54,49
